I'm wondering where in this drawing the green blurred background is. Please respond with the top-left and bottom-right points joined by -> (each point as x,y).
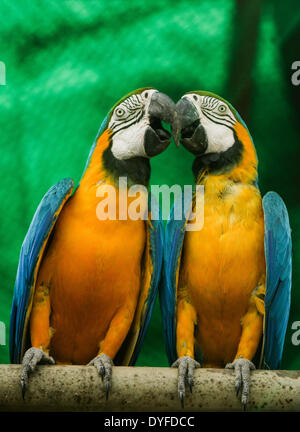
0,0 -> 299,368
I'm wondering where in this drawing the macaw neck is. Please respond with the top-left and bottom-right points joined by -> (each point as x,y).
194,122 -> 258,186
102,147 -> 151,188
72,130 -> 149,220
80,129 -> 150,190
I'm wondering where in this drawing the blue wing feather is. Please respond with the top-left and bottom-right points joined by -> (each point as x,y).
160,193 -> 191,365
9,178 -> 74,363
262,191 -> 292,369
128,194 -> 164,365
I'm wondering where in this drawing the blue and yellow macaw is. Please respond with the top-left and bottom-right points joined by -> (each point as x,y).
10,88 -> 175,398
162,91 -> 292,408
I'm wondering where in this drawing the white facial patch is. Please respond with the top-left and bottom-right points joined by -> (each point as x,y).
184,94 -> 237,154
108,89 -> 157,160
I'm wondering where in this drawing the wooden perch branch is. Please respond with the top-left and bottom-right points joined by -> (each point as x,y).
0,365 -> 299,412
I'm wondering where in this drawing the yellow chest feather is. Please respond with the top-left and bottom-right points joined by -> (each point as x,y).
180,176 -> 265,318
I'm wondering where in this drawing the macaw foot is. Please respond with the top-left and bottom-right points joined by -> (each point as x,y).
172,356 -> 200,408
225,357 -> 255,410
21,347 -> 55,399
87,353 -> 114,400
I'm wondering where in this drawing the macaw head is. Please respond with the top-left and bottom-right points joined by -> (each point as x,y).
172,91 -> 258,183
106,88 -> 175,159
86,88 -> 175,185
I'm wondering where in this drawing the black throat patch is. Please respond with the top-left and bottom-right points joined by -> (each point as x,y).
192,130 -> 244,180
102,145 -> 151,187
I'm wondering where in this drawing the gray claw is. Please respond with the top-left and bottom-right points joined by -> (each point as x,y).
21,347 -> 55,399
225,357 -> 255,409
88,353 -> 114,400
21,380 -> 26,400
105,382 -> 110,401
172,356 -> 200,408
179,391 -> 184,408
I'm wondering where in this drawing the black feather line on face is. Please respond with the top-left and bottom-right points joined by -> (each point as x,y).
201,110 -> 235,129
111,109 -> 145,137
107,87 -> 154,123
192,130 -> 244,179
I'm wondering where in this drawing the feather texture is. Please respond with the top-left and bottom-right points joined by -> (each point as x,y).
9,178 -> 74,363
262,192 -> 292,369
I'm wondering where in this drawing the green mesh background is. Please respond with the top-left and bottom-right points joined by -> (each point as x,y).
0,0 -> 299,368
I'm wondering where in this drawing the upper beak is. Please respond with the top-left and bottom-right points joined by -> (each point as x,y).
144,92 -> 176,157
172,98 -> 199,147
171,97 -> 208,156
148,91 -> 176,124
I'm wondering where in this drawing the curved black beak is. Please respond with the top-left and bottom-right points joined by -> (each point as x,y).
172,97 -> 208,155
148,91 -> 176,124
145,92 -> 176,157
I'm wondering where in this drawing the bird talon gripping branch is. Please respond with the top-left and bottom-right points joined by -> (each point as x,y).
172,356 -> 200,407
21,347 -> 55,399
225,357 -> 255,408
88,353 -> 113,400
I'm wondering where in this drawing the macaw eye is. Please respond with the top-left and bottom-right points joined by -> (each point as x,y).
115,108 -> 125,117
218,104 -> 227,113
